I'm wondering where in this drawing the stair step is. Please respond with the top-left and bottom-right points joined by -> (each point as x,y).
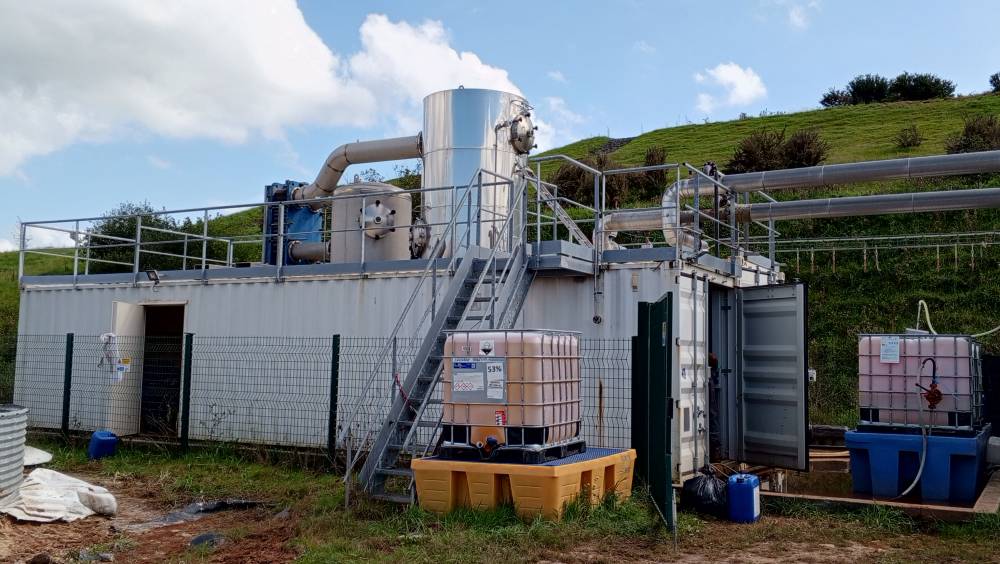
464,277 -> 500,286
372,491 -> 413,504
397,420 -> 440,428
447,314 -> 493,324
376,467 -> 414,477
388,442 -> 435,452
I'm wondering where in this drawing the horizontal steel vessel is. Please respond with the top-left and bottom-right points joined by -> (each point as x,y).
441,330 -> 581,456
329,182 -> 412,262
0,404 -> 28,504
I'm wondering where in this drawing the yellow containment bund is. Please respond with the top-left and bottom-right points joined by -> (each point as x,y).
412,448 -> 637,519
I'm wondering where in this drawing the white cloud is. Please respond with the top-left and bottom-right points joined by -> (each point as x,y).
632,40 -> 656,55
696,93 -> 716,114
788,5 -> 808,29
547,70 -> 567,83
22,225 -> 76,249
0,5 -> 527,175
0,239 -> 16,252
693,62 -> 767,114
545,97 -> 584,125
761,0 -> 821,30
146,155 -> 171,170
347,14 -> 520,134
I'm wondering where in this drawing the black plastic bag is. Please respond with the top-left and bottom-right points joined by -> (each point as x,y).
680,467 -> 727,517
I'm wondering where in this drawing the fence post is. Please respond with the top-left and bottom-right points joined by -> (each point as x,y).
61,333 -> 74,436
180,332 -> 194,452
327,334 -> 341,458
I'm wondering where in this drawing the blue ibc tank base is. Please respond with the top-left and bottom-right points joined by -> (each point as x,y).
846,424 -> 991,505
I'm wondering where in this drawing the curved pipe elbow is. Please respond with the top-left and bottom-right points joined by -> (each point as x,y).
293,134 -> 423,208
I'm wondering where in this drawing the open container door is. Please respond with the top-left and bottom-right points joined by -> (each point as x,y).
735,283 -> 809,470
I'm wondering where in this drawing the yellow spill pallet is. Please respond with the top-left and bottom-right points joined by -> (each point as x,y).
412,448 -> 637,518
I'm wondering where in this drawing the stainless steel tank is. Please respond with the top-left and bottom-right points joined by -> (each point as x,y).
0,404 -> 28,505
421,88 -> 533,256
329,181 -> 413,262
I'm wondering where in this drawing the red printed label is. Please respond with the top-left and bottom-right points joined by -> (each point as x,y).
495,410 -> 507,425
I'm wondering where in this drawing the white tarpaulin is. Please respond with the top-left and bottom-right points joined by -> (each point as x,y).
24,446 -> 53,467
0,468 -> 117,522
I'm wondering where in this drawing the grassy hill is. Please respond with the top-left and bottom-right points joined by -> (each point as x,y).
4,94 -> 1000,423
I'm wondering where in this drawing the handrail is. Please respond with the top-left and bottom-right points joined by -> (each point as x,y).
335,168 -> 486,447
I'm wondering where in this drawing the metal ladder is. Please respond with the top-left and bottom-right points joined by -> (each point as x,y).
360,177 -> 534,503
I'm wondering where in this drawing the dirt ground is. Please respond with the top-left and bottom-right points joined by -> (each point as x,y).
0,472 -> 299,563
2,469 -> 996,563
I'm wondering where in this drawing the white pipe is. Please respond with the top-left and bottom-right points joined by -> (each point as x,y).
293,134 -> 423,209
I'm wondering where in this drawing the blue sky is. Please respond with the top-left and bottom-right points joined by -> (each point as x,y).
3,0 -> 999,249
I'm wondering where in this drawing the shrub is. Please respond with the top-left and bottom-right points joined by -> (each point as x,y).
781,129 -> 830,168
725,128 -> 786,173
845,74 -> 890,104
945,114 -> 1000,154
887,72 -> 956,101
991,72 -> 1000,94
895,124 -> 924,148
636,146 -> 669,201
726,127 -> 830,173
820,88 -> 852,107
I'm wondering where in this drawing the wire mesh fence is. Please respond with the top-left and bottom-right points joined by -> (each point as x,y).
188,336 -> 333,447
10,333 -> 634,455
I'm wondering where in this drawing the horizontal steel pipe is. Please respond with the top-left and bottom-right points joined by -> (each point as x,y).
678,150 -> 1000,196
732,187 -> 1000,222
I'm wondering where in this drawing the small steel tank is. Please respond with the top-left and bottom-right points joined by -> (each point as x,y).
0,404 -> 28,504
329,181 -> 413,262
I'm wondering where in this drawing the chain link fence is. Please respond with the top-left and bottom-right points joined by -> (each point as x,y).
10,333 -> 634,455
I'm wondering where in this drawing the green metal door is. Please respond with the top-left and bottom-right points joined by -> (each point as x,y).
632,292 -> 675,529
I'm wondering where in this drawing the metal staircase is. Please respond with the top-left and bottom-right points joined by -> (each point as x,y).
338,169 -> 535,503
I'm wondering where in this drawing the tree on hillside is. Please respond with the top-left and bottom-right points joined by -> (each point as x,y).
821,72 -> 956,107
991,72 -> 1000,94
820,88 -> 852,107
887,72 -> 956,101
845,74 -> 890,104
85,201 -> 184,273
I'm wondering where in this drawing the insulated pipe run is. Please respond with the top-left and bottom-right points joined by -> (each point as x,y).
728,186 -> 1000,222
293,134 -> 423,209
676,150 -> 1000,197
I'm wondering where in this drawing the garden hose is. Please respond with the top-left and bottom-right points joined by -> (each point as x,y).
916,299 -> 1000,337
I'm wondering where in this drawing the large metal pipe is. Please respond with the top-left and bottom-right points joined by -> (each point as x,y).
730,186 -> 1000,223
293,134 -> 423,209
679,150 -> 1000,196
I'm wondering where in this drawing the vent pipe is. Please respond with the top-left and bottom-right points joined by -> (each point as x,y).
293,134 -> 423,209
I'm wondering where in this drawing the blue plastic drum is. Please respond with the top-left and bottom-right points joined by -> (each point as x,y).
727,473 -> 761,523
